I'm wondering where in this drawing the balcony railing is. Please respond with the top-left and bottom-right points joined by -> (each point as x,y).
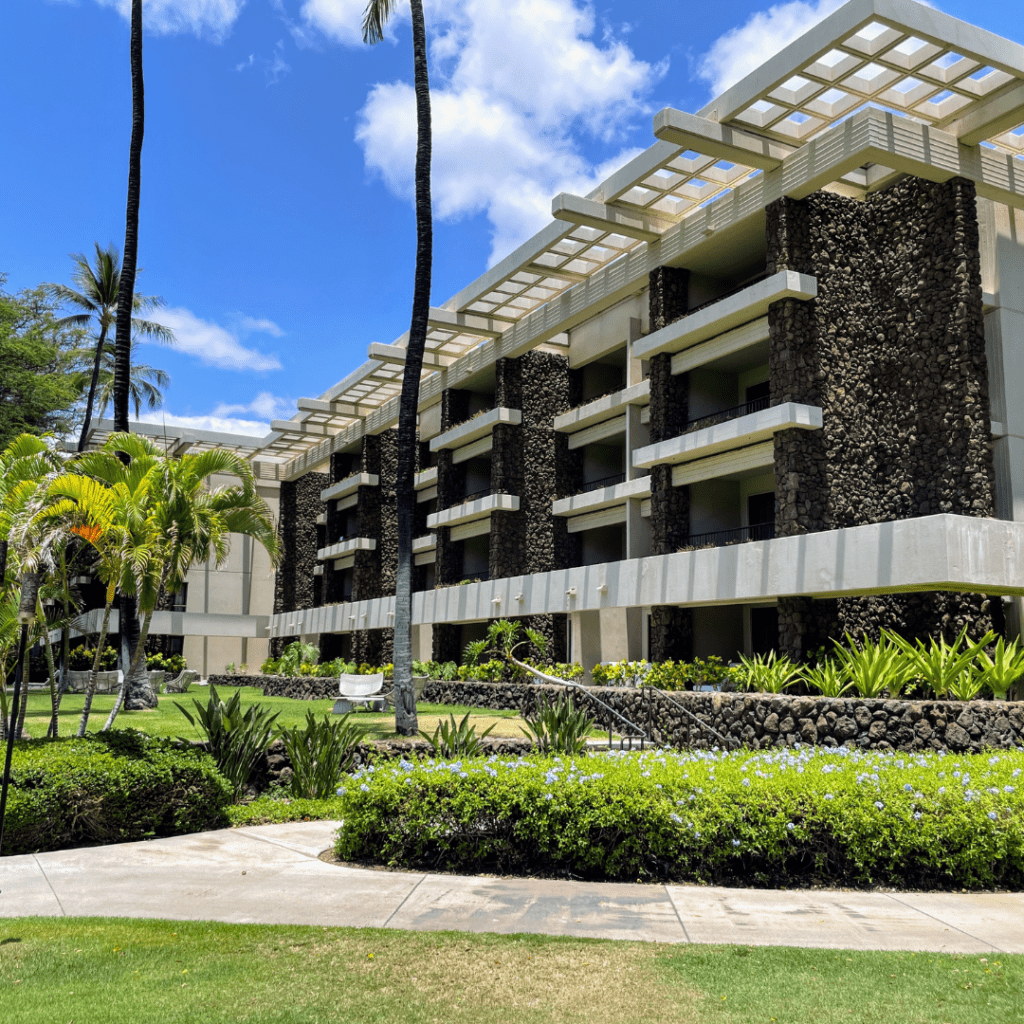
684,270 -> 772,317
681,522 -> 775,550
579,473 -> 626,494
684,395 -> 771,435
461,486 -> 492,503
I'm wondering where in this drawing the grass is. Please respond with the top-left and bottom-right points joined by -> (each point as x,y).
0,917 -> 1020,1023
21,687 -> 526,742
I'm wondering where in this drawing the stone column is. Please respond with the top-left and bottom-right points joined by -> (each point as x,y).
271,471 -> 328,655
647,265 -> 693,658
767,178 -> 1001,650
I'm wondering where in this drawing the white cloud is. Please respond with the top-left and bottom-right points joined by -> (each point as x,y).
697,0 -> 848,97
137,409 -> 273,437
305,0 -> 664,265
213,390 -> 295,421
235,40 -> 292,84
92,0 -> 246,41
154,308 -> 283,371
239,315 -> 286,336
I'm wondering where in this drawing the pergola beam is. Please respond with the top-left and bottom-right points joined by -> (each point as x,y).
653,108 -> 794,171
425,307 -> 505,339
942,81 -> 1024,145
551,193 -> 673,242
296,397 -> 373,418
367,343 -> 455,369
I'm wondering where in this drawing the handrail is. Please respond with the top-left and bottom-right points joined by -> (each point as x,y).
683,522 -> 775,549
684,395 -> 771,434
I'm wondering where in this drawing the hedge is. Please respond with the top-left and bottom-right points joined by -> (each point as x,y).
2,730 -> 232,856
333,746 -> 1024,890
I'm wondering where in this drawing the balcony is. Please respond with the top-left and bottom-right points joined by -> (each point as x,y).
320,472 -> 378,503
427,492 -> 520,530
316,537 -> 376,561
429,407 -> 521,452
684,395 -> 770,434
632,402 -> 821,471
554,380 -> 650,434
680,522 -> 776,551
552,476 -> 650,519
414,466 -> 438,490
633,270 -> 817,361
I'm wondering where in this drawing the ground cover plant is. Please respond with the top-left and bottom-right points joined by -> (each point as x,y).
330,746 -> 1024,889
1,730 -> 230,855
0,918 -> 1020,1024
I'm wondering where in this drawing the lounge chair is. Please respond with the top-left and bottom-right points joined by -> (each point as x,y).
334,673 -> 388,713
163,669 -> 200,694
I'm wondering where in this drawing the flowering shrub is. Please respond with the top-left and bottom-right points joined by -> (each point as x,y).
333,746 -> 1024,889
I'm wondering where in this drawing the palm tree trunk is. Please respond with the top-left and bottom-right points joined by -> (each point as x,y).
77,599 -> 113,738
392,0 -> 432,737
77,322 -> 110,451
121,596 -> 156,711
113,0 -> 144,435
104,608 -> 154,730
38,599 -> 61,739
15,632 -> 32,739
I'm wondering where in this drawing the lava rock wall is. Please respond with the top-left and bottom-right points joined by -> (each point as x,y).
767,176 -> 1000,652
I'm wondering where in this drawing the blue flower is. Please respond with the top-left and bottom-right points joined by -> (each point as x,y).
732,839 -> 741,847
786,822 -> 795,831
913,812 -> 922,821
360,784 -> 370,793
903,783 -> 913,792
874,801 -> 884,810
988,811 -> 998,821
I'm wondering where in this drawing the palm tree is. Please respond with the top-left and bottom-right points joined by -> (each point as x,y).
47,242 -> 173,451
114,0 -> 146,437
70,336 -> 171,423
363,0 -> 432,736
98,438 -> 279,729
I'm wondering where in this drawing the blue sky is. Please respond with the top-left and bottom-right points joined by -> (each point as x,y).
2,0 -> 1022,436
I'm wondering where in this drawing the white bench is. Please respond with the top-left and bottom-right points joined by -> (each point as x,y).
333,673 -> 387,714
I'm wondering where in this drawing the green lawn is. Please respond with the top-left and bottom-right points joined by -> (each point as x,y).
0,917 -> 1019,1023
21,686 -> 526,742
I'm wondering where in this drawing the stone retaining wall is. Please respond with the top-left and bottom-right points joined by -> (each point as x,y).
210,675 -> 1024,753
421,680 -> 1024,753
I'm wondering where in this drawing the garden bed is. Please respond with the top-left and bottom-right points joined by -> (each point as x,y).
330,746 -> 1024,890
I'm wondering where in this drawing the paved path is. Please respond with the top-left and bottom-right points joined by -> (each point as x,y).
1,822 -> 1021,953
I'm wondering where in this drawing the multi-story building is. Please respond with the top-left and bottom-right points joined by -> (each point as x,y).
92,0 -> 1024,677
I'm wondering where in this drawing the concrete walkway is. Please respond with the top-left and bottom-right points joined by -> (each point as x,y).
1,821 -> 1021,953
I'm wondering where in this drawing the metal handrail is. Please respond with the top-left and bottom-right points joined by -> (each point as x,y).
579,473 -> 626,493
461,487 -> 492,503
682,522 -> 775,549
683,270 -> 772,316
684,395 -> 770,434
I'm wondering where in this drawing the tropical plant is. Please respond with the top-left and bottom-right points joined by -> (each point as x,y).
832,634 -> 911,699
947,667 -> 986,702
521,693 -> 594,755
363,0 -> 433,737
802,658 -> 851,698
69,645 -> 118,671
282,710 -> 366,799
975,636 -> 1024,700
175,685 -> 281,798
277,641 -> 320,677
421,712 -> 494,759
46,243 -> 173,451
885,625 -> 995,699
738,651 -> 803,694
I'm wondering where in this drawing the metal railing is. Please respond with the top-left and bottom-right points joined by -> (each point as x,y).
683,269 -> 772,317
579,473 -> 626,494
684,395 -> 770,434
682,522 -> 775,549
460,486 -> 492,503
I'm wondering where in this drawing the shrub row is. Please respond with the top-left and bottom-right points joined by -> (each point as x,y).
333,746 -> 1024,890
2,730 -> 231,856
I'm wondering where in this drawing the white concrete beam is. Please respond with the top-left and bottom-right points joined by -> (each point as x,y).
296,397 -> 373,418
366,343 -> 454,370
426,307 -> 506,339
551,193 -> 673,242
653,108 -> 793,171
945,82 -> 1024,145
275,515 -> 1024,636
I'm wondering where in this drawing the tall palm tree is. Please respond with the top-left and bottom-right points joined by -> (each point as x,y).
363,0 -> 432,736
71,336 -> 171,422
114,0 -> 146,437
47,242 -> 173,451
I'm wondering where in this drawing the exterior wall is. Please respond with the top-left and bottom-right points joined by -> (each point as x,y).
767,177 -> 1002,654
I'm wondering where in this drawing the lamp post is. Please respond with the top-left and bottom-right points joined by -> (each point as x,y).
0,572 -> 40,860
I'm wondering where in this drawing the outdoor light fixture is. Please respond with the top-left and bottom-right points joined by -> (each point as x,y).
514,593 -> 524,602
597,584 -> 608,594
492,596 -> 501,605
565,587 -> 577,598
